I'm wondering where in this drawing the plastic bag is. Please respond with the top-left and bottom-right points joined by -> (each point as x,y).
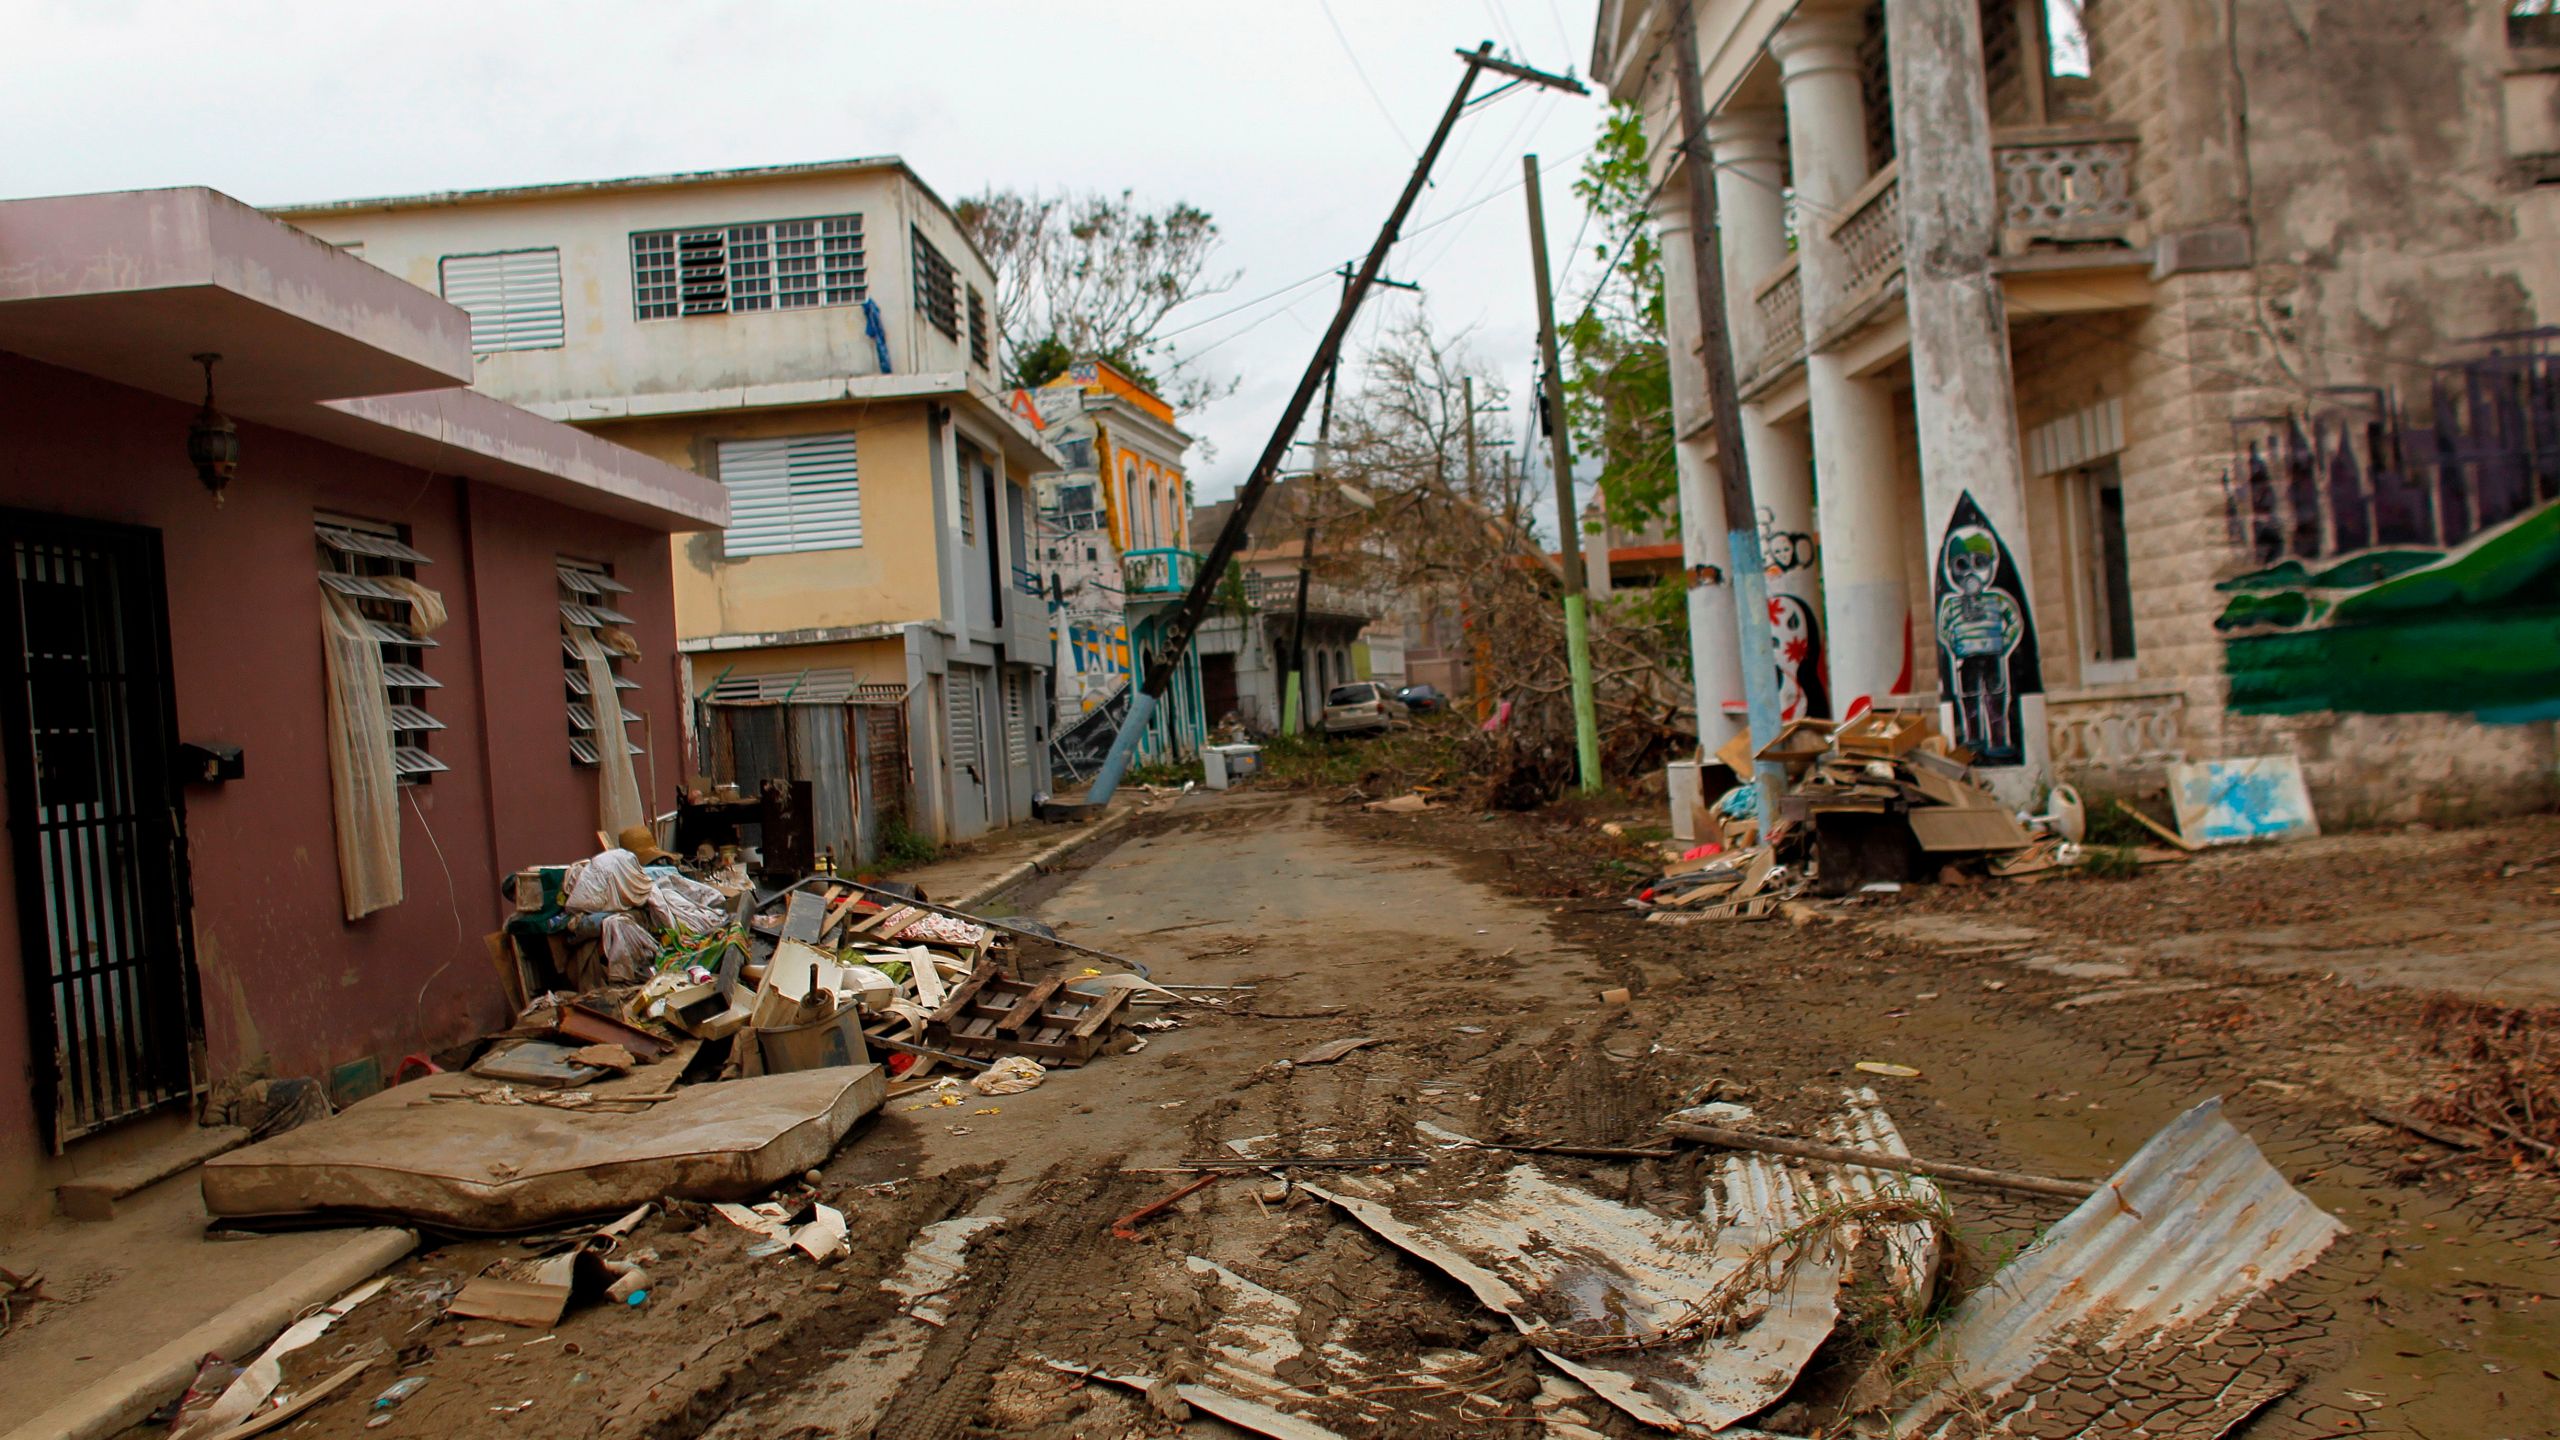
646,872 -> 728,936
600,914 -> 660,982
566,850 -> 654,913
970,1056 -> 1047,1095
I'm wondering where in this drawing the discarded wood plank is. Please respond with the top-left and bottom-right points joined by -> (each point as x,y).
200,1358 -> 377,1440
1662,1118 -> 2098,1199
2366,1106 -> 2490,1151
781,891 -> 828,944
2114,799 -> 2202,852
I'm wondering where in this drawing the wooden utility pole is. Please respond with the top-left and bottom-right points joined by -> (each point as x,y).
1523,154 -> 1603,794
1670,3 -> 1788,817
1082,44 -> 1585,804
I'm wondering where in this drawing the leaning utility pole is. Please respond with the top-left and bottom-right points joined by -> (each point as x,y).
1082,43 -> 1588,805
1671,4 -> 1788,818
1522,154 -> 1603,795
1285,265 -> 1418,736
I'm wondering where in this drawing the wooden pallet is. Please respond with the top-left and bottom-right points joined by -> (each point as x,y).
925,965 -> 1131,1068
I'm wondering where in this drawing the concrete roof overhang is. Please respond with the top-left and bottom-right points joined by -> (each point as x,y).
0,186 -> 725,532
310,389 -> 728,531
0,186 -> 471,409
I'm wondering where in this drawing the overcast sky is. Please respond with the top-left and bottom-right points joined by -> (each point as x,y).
6,0 -> 1611,507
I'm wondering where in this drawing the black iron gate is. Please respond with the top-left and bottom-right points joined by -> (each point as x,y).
0,513 -> 200,1149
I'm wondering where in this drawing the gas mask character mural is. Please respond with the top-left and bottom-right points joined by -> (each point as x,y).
1932,492 -> 2041,766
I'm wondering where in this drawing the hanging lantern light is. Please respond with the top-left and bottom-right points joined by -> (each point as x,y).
186,352 -> 239,505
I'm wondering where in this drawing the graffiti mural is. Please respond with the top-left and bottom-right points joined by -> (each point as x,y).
2217,335 -> 2560,721
1757,505 -> 1819,575
1932,491 -> 2042,765
1769,593 -> 1829,722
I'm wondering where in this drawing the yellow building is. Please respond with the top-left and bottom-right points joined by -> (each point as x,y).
276,158 -> 1060,845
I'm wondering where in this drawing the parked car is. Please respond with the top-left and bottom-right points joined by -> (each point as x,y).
1321,681 -> 1408,735
1395,683 -> 1446,713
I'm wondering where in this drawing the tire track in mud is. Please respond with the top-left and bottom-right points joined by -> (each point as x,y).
864,1168 -> 1154,1440
620,1170 -> 993,1440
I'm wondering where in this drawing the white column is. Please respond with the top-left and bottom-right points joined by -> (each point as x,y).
1649,185 -> 1747,747
1773,6 -> 1911,718
1889,0 -> 2050,800
1708,106 -> 1826,721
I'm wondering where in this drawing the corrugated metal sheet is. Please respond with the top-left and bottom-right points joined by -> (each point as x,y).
788,705 -> 859,868
1892,1096 -> 2345,1438
1309,1091 -> 1935,1434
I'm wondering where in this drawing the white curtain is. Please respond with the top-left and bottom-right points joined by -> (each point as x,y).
572,625 -> 646,838
321,592 -> 402,919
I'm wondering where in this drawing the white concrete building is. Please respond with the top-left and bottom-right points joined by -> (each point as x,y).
1595,0 -> 2560,818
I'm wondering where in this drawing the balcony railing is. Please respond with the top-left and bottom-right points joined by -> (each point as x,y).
2046,683 -> 2186,775
1241,570 -> 1376,621
1123,547 -> 1202,598
1751,256 -> 1803,375
1827,161 -> 1904,305
1737,125 -> 2141,387
1993,124 -> 2142,251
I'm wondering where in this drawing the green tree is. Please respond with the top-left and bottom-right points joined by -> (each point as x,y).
1559,102 -> 1677,537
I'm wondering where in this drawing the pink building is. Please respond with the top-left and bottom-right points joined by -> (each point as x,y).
0,188 -> 724,1220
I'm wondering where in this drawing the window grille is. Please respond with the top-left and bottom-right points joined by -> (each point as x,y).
967,284 -> 990,367
632,214 -> 864,320
913,227 -> 960,339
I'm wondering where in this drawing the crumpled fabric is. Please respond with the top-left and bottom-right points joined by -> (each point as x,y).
600,914 -> 660,983
884,909 -> 988,948
566,850 -> 654,913
970,1056 -> 1047,1096
378,575 -> 448,637
647,870 -> 729,936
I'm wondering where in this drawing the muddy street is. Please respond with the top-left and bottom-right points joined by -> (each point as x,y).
151,791 -> 2557,1440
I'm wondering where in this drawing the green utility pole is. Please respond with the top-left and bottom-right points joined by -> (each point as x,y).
1522,154 -> 1603,795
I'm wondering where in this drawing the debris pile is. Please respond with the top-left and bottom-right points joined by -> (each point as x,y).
1133,1096 -> 2342,1440
204,827 -> 1154,1229
1635,708 -> 2196,914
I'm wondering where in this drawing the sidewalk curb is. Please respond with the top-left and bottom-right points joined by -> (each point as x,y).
12,1225 -> 416,1440
952,799 -> 1151,911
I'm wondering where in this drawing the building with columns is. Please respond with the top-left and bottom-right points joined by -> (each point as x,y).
1594,0 -> 2560,817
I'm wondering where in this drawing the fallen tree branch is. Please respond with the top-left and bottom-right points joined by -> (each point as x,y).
1662,1118 -> 2098,1199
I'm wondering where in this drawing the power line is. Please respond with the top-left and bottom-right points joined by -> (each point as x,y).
1159,146 -> 1593,359
1317,0 -> 1417,154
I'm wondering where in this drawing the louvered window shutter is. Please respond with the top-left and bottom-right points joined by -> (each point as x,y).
439,249 -> 565,353
716,433 -> 863,556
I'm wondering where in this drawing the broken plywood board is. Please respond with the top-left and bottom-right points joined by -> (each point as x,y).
1892,1096 -> 2344,1439
1906,805 -> 2034,853
202,1067 -> 885,1231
